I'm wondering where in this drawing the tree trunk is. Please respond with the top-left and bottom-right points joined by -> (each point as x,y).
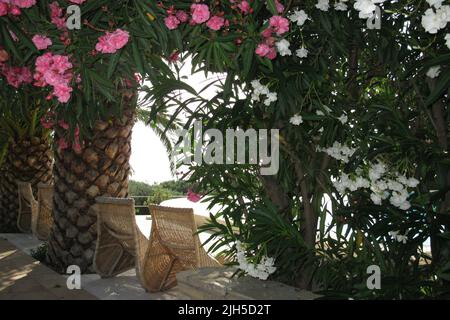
0,136 -> 53,233
46,109 -> 135,273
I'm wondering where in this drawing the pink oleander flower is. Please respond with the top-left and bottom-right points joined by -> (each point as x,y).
187,189 -> 202,203
58,120 -> 69,130
32,35 -> 52,50
261,28 -> 273,38
168,51 -> 180,63
2,65 -> 32,88
269,16 -> 290,35
266,47 -> 277,60
274,0 -> 284,13
176,10 -> 189,23
9,5 -> 21,15
57,137 -> 69,150
49,1 -> 66,29
191,3 -> 210,24
69,0 -> 86,4
207,15 -> 225,31
256,43 -> 271,57
165,15 -> 180,30
34,52 -> 73,103
40,113 -> 55,129
95,29 -> 130,54
0,3 -> 8,16
11,0 -> 36,8
238,1 -> 250,14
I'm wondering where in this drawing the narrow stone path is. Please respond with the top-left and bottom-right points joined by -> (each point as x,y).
0,238 -> 97,300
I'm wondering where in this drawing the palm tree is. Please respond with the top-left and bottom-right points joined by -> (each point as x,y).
0,0 -> 176,272
0,87 -> 53,232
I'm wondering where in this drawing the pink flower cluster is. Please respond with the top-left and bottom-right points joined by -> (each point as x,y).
164,3 -> 228,32
34,52 -> 73,103
49,1 -> 66,30
256,15 -> 290,60
0,0 -> 36,16
0,64 -> 32,88
32,35 -> 52,50
95,29 -> 130,54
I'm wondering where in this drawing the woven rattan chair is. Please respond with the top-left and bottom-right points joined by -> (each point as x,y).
141,205 -> 221,292
93,197 -> 142,278
17,181 -> 37,233
31,183 -> 54,241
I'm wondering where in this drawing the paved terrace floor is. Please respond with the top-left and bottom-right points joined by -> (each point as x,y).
0,216 -> 201,300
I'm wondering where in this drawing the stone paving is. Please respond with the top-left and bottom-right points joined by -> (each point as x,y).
0,238 -> 96,300
0,233 -> 191,300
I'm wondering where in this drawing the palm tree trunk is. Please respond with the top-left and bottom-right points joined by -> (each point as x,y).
0,136 -> 53,232
46,109 -> 135,273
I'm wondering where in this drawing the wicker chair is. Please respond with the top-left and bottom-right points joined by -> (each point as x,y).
93,197 -> 141,278
141,205 -> 221,292
31,183 -> 54,241
17,181 -> 37,233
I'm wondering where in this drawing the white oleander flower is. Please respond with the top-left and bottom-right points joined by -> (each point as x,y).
334,1 -> 348,11
445,34 -> 450,49
368,162 -> 386,181
396,234 -> 408,244
427,0 -> 444,9
296,47 -> 309,58
354,0 -> 377,19
370,193 -> 382,205
315,0 -> 330,11
276,39 -> 292,56
290,114 -> 303,126
338,114 -> 348,124
422,6 -> 450,34
289,9 -> 309,26
426,65 -> 441,78
264,92 -> 278,106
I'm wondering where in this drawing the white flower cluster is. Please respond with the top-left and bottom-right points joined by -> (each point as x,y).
427,65 -> 441,78
389,230 -> 409,244
276,39 -> 292,56
236,241 -> 277,281
333,161 -> 420,211
353,0 -> 386,19
316,0 -> 330,12
289,9 -> 309,26
288,10 -> 310,59
334,0 -> 349,11
251,80 -> 278,106
318,141 -> 357,163
422,1 -> 450,34
290,114 -> 303,126
422,0 -> 450,49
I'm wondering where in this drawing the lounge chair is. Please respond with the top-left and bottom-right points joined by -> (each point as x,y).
142,205 -> 221,292
17,181 -> 37,233
93,198 -> 221,292
31,183 -> 54,241
93,197 -> 139,278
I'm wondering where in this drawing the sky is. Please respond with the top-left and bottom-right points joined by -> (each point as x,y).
129,121 -> 174,184
129,60 -> 224,184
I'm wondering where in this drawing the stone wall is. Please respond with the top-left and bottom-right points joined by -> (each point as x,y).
176,267 -> 320,300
